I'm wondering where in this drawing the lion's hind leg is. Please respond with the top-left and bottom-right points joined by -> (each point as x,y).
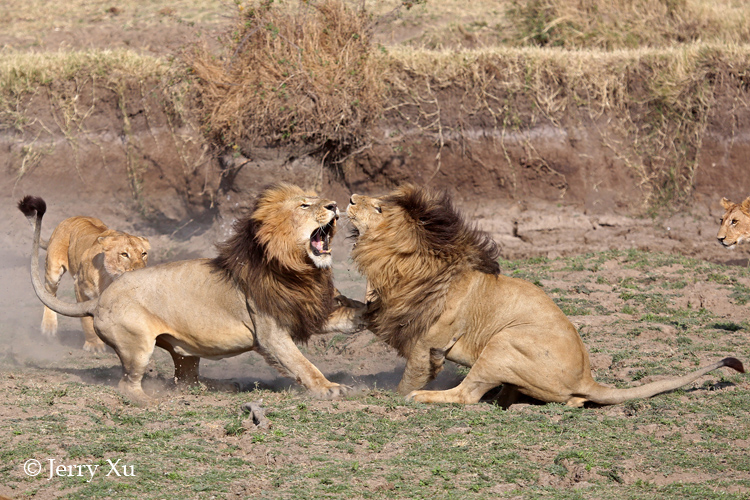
156,338 -> 201,388
41,256 -> 66,337
406,367 -> 500,405
80,317 -> 107,353
75,288 -> 107,353
406,337 -> 518,405
109,329 -> 157,405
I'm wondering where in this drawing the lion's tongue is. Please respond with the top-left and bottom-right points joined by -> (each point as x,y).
312,232 -> 330,254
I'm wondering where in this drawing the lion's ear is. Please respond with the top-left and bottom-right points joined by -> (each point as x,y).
97,236 -> 114,251
139,237 -> 151,250
720,197 -> 733,210
741,197 -> 750,215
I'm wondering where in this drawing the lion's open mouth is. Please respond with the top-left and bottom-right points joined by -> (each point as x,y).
310,220 -> 335,256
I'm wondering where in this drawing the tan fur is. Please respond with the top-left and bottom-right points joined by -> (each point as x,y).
718,197 -> 750,249
347,186 -> 744,407
38,216 -> 150,352
19,185 -> 364,404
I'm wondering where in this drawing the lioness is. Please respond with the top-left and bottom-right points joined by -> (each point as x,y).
25,214 -> 150,352
19,184 -> 364,403
347,185 -> 744,407
718,197 -> 750,249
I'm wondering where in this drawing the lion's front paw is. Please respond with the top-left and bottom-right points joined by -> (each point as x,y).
41,322 -> 58,338
405,390 -> 431,403
315,383 -> 352,399
83,340 -> 107,353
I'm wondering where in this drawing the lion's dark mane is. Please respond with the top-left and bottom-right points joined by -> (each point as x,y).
211,191 -> 335,343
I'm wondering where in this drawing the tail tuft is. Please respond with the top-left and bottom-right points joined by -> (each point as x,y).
722,357 -> 745,374
17,196 -> 46,218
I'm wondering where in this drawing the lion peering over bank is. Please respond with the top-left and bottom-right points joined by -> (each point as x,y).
347,185 -> 744,407
718,196 -> 750,249
20,184 -> 363,403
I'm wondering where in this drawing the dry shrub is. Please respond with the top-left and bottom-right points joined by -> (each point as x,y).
189,0 -> 384,163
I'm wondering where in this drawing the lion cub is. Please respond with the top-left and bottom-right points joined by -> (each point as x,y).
40,216 -> 150,352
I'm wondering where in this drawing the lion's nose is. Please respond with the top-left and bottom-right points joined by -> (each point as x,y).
349,197 -> 355,205
325,202 -> 337,212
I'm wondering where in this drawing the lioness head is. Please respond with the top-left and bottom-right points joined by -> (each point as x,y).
253,183 -> 339,269
97,232 -> 150,277
718,197 -> 750,249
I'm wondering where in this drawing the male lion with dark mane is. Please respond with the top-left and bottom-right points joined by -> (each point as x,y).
347,185 -> 744,407
19,184 -> 364,403
718,197 -> 750,249
23,213 -> 150,353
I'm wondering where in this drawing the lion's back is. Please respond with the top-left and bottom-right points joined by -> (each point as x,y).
47,216 -> 107,267
97,259 -> 248,322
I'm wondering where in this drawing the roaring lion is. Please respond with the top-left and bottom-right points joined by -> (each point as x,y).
718,197 -> 750,249
23,214 -> 150,352
19,184 -> 364,403
347,185 -> 744,407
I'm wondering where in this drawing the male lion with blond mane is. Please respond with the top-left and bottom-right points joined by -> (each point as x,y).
23,213 -> 150,352
718,197 -> 750,249
347,185 -> 744,407
19,184 -> 363,403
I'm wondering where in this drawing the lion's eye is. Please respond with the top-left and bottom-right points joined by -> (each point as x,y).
731,219 -> 738,226
300,203 -> 310,209
121,252 -> 130,259
142,252 -> 148,257
375,206 -> 382,214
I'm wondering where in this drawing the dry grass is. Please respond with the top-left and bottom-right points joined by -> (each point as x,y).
0,49 -> 171,134
0,0 -> 224,42
502,0 -> 750,50
368,0 -> 750,50
189,0 -> 385,163
0,50 -> 168,95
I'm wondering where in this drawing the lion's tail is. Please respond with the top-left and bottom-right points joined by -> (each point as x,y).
583,357 -> 745,405
19,196 -> 48,249
17,196 -> 95,318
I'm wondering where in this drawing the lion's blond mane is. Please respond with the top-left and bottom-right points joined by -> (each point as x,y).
351,185 -> 499,356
